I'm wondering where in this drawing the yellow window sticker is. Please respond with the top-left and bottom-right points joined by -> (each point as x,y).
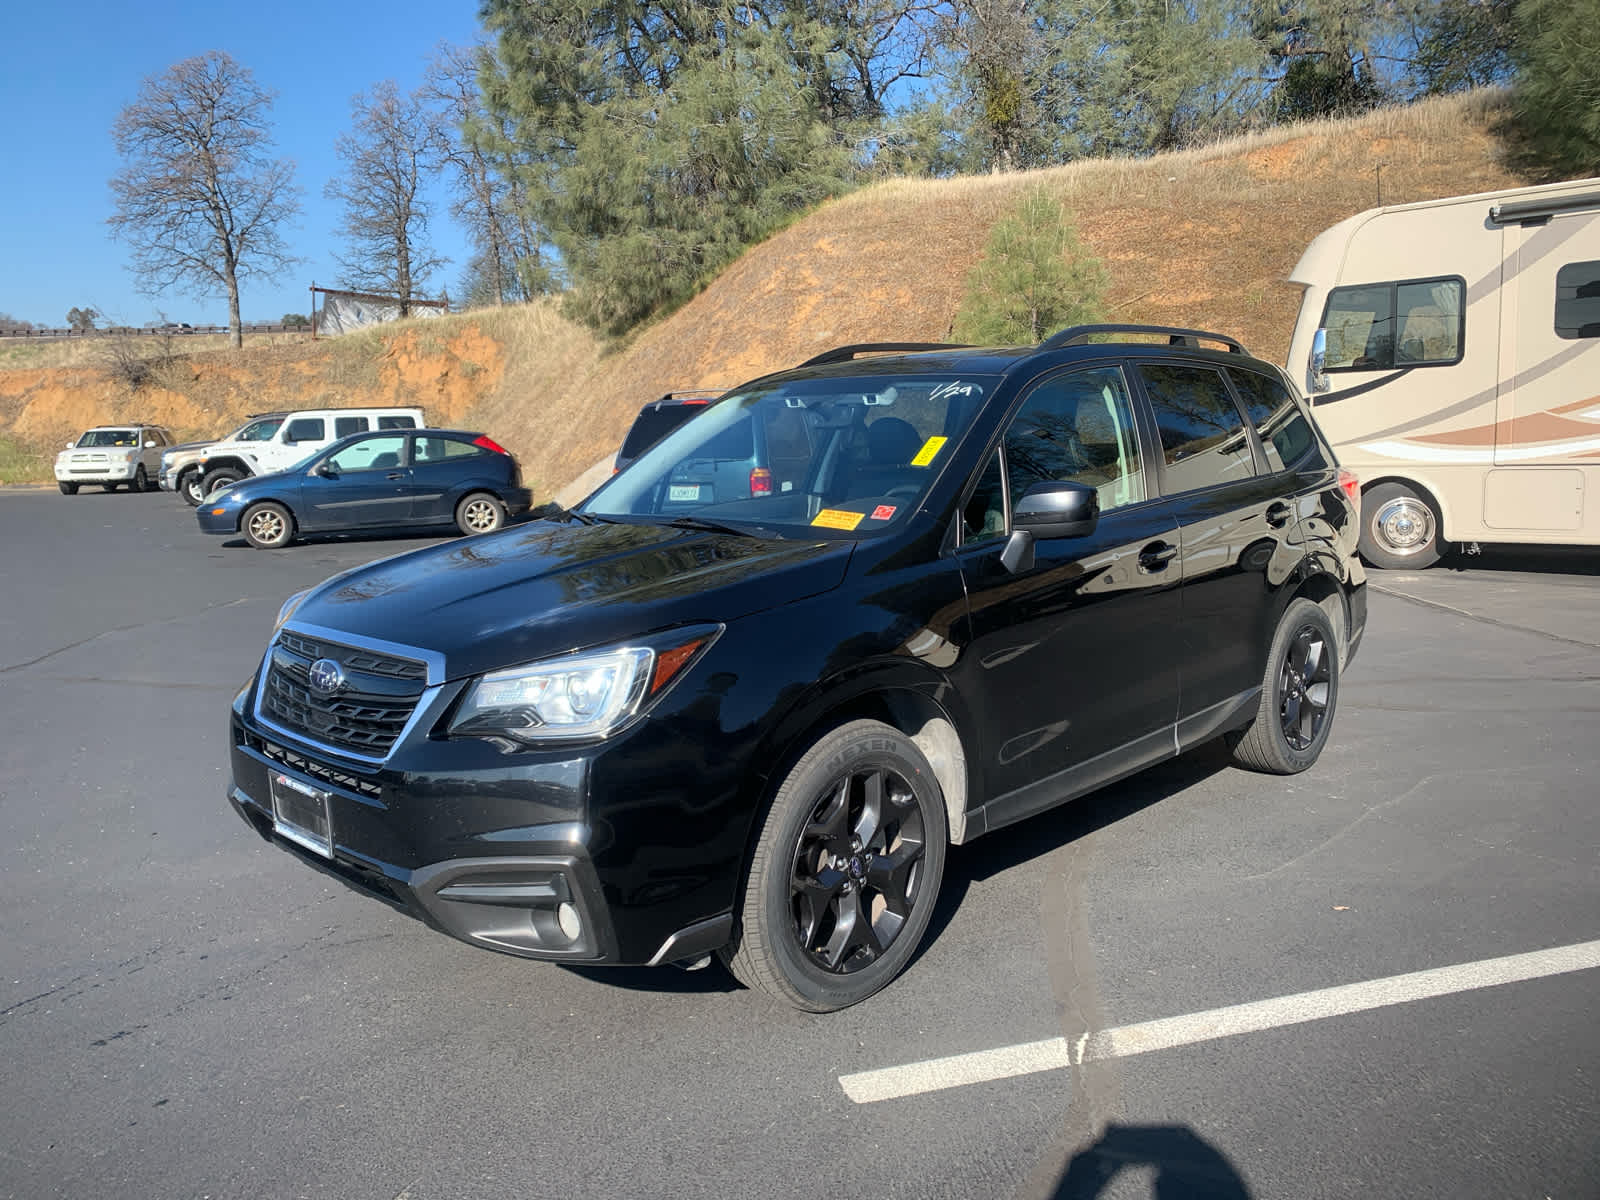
910,436 -> 948,467
811,508 -> 865,531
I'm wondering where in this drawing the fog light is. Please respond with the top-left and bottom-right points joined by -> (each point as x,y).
557,901 -> 582,941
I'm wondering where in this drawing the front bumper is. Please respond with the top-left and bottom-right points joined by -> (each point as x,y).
56,463 -> 139,483
197,503 -> 240,535
226,667 -> 742,968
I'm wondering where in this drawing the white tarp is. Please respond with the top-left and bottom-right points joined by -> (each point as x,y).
316,291 -> 446,336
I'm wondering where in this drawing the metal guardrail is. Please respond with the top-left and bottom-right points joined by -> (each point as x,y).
0,324 -> 309,339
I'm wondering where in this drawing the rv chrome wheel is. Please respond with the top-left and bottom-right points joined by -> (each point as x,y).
1372,496 -> 1435,557
1358,482 -> 1441,570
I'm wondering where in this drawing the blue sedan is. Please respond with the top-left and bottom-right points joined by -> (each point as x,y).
197,429 -> 533,548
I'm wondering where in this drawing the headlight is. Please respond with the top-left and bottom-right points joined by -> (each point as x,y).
274,589 -> 310,630
448,626 -> 721,747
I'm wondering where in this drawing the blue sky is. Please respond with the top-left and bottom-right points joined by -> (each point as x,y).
0,0 -> 487,329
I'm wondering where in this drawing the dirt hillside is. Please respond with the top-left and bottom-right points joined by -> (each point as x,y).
0,92 -> 1521,496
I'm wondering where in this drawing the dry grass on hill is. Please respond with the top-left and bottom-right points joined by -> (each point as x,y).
0,91 -> 1524,497
526,91 -> 1521,493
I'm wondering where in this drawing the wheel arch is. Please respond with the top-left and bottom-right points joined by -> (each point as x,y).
740,667 -> 978,856
236,494 -> 298,534
201,456 -> 253,479
1288,568 -> 1351,669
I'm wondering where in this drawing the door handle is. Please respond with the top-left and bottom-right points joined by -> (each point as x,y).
1138,541 -> 1179,571
1266,500 -> 1293,528
386,471 -> 406,480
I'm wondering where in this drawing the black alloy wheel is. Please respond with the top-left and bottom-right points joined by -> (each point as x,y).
1227,596 -> 1341,775
1278,622 -> 1332,751
790,762 -> 928,974
723,719 -> 948,1011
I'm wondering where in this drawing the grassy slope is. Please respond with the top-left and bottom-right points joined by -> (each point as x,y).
0,92 -> 1520,495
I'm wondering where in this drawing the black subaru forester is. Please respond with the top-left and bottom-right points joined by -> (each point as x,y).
228,325 -> 1367,1012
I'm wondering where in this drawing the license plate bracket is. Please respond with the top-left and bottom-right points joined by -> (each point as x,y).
269,770 -> 333,859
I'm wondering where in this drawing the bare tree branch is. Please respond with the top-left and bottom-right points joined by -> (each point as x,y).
325,81 -> 448,313
107,52 -> 301,348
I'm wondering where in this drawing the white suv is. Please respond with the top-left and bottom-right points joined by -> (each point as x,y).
56,424 -> 173,494
194,406 -> 426,498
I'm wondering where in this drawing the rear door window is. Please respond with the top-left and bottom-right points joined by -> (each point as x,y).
377,415 -> 418,430
1138,363 -> 1256,493
335,416 -> 369,438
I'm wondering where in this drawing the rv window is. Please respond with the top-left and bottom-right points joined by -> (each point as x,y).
1230,370 -> 1323,472
1138,364 -> 1255,493
1321,277 -> 1463,371
1555,261 -> 1600,339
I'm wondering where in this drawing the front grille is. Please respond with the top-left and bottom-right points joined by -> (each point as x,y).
245,730 -> 384,798
261,634 -> 428,757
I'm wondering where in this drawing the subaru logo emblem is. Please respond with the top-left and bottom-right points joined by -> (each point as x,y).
307,658 -> 346,696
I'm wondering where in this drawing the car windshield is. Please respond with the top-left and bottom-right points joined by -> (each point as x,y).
78,430 -> 139,447
234,418 -> 283,442
583,372 -> 995,537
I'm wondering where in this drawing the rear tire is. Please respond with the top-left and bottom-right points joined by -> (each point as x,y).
1359,481 -> 1441,570
1228,597 -> 1340,775
242,501 -> 294,549
201,467 -> 244,499
721,719 -> 948,1012
58,482 -> 78,495
455,492 -> 506,535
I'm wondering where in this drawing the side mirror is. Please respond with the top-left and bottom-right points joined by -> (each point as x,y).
1309,328 -> 1330,394
144,440 -> 157,448
316,461 -> 339,479
282,434 -> 297,446
1014,480 -> 1099,540
65,440 -> 76,449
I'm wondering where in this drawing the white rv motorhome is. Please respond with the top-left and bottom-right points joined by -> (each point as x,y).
1286,178 -> 1600,568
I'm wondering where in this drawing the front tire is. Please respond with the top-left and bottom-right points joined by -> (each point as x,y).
1359,481 -> 1441,570
455,492 -> 506,535
242,501 -> 294,549
133,465 -> 149,492
179,469 -> 205,506
1228,597 -> 1340,775
58,482 -> 78,495
201,467 -> 244,499
721,720 -> 948,1012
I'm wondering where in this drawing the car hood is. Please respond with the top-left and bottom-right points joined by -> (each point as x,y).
285,519 -> 855,681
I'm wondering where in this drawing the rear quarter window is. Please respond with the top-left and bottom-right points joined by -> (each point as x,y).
1229,369 -> 1325,471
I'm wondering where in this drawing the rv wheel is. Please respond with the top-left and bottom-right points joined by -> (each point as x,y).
1359,482 -> 1441,570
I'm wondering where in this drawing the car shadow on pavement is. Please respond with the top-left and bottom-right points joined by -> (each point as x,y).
917,737 -> 1238,967
1051,1123 -> 1252,1199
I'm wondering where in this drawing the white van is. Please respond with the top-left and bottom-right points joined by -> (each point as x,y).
1285,178 -> 1600,567
195,406 -> 426,498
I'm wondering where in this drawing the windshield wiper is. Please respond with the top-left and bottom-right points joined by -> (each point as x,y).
659,515 -> 778,539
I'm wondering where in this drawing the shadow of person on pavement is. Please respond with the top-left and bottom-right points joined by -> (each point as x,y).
1053,1123 -> 1251,1199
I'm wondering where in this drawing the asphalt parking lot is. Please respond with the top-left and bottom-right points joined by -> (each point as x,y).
1,487 -> 1596,1200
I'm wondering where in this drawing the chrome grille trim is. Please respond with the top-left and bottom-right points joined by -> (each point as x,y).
253,623 -> 447,764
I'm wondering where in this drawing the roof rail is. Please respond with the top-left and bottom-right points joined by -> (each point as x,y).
797,342 -> 970,368
1039,324 -> 1247,355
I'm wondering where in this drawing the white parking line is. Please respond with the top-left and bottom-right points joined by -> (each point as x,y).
839,938 -> 1600,1104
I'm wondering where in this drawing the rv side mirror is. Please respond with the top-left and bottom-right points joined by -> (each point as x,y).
1309,328 -> 1330,394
